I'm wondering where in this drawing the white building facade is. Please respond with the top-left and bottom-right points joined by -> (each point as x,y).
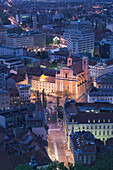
29,75 -> 56,95
63,29 -> 94,55
0,45 -> 23,56
17,84 -> 31,102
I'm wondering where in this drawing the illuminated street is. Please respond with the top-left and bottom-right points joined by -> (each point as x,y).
47,102 -> 68,167
47,123 -> 68,167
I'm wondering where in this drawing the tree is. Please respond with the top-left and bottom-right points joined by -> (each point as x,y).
36,90 -> 41,104
56,91 -> 62,98
15,164 -> 33,170
42,89 -> 47,108
63,90 -> 72,100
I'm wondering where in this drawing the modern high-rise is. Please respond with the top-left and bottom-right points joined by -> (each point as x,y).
63,29 -> 95,55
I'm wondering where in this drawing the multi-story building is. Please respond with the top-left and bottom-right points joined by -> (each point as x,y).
64,20 -> 92,33
88,88 -> 113,103
33,15 -> 37,30
29,74 -> 56,94
56,52 -> 90,99
63,29 -> 94,55
99,40 -> 113,59
70,131 -> 96,165
0,89 -> 10,110
63,99 -> 113,149
17,84 -> 31,102
7,31 -> 46,50
7,34 -> 34,48
0,64 -> 9,89
0,22 -> 7,45
89,59 -> 113,78
49,51 -> 68,63
88,72 -> 113,103
32,31 -> 46,50
0,103 -> 47,137
0,56 -> 24,70
37,13 -> 48,25
0,45 -> 23,56
93,73 -> 113,89
16,14 -> 31,24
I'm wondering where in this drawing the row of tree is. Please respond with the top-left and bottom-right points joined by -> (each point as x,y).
36,89 -> 47,109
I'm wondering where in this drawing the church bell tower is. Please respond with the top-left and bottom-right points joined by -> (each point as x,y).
67,50 -> 72,67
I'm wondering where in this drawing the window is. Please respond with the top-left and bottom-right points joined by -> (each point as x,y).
103,119 -> 105,123
108,126 -> 109,129
88,119 -> 90,123
95,126 -> 97,129
108,119 -> 110,123
103,126 -> 105,129
87,126 -> 89,129
103,131 -> 105,135
99,126 -> 101,129
95,131 -> 97,135
91,126 -> 93,129
65,73 -> 67,78
99,131 -> 101,135
83,126 -> 85,129
98,119 -> 100,123
107,131 -> 109,135
93,119 -> 95,123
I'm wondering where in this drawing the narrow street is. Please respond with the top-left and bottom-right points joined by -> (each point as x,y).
46,102 -> 68,167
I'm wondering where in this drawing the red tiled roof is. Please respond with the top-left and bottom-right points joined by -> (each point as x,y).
9,75 -> 25,83
70,60 -> 83,75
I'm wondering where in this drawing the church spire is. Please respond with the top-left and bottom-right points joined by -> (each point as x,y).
67,50 -> 72,67
69,49 -> 72,58
29,155 -> 37,169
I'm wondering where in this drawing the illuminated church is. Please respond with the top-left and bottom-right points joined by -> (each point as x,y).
56,51 -> 90,99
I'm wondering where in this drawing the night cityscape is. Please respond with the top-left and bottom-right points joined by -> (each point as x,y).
0,0 -> 113,169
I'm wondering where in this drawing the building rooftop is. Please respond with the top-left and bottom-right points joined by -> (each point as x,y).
64,99 -> 113,124
70,131 -> 96,153
0,89 -> 9,95
89,88 -> 113,96
7,30 -> 45,38
17,84 -> 31,89
96,73 -> 113,84
0,45 -> 22,49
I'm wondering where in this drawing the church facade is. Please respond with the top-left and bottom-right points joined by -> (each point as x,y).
56,52 -> 90,99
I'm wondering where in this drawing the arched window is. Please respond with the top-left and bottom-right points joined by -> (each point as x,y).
65,73 -> 67,78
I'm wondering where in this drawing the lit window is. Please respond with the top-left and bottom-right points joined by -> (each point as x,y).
98,119 -> 100,123
93,119 -> 95,123
88,119 -> 90,123
108,119 -> 110,123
